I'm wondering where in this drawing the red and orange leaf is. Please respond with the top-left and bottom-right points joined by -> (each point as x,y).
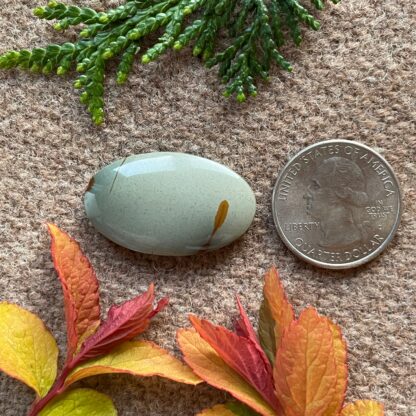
177,329 -> 276,416
47,223 -> 101,360
234,297 -> 273,377
77,284 -> 168,363
262,267 -> 295,349
189,315 -> 279,411
340,400 -> 384,416
65,340 -> 201,386
234,297 -> 257,341
274,307 -> 338,416
322,321 -> 348,416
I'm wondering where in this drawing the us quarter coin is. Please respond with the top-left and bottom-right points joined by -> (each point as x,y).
272,140 -> 402,269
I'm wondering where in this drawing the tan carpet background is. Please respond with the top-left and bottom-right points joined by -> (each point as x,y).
0,0 -> 415,415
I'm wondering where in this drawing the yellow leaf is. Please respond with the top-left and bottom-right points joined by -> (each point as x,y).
274,308 -> 338,416
65,340 -> 201,386
177,329 -> 276,416
340,400 -> 384,416
0,303 -> 58,398
198,404 -> 237,416
38,388 -> 117,416
198,403 -> 262,415
322,321 -> 348,416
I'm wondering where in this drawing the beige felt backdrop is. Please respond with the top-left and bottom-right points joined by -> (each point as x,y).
0,0 -> 415,415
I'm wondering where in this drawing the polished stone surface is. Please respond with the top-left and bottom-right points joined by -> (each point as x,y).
84,152 -> 256,256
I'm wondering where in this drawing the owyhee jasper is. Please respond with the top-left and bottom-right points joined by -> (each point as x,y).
84,153 -> 256,256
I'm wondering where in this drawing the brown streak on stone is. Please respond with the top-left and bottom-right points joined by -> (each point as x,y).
212,200 -> 229,235
86,176 -> 95,193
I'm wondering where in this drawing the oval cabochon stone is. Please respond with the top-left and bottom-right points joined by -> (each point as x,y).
84,152 -> 256,256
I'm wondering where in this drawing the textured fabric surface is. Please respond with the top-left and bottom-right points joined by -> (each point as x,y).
0,0 -> 415,415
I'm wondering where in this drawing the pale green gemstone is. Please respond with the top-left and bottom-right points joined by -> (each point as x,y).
84,152 -> 256,256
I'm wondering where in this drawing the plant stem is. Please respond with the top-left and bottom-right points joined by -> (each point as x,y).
28,360 -> 77,415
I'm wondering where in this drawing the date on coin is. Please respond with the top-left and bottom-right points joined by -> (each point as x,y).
272,140 -> 402,269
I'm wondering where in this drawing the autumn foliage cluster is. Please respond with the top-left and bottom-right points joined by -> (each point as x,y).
178,268 -> 384,416
0,224 -> 199,415
0,225 -> 383,416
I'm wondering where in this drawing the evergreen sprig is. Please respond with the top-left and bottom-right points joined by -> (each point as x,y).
0,0 -> 341,125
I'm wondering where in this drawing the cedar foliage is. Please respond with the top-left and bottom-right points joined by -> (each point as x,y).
0,0 -> 340,124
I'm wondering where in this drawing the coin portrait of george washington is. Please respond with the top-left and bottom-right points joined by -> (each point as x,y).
272,140 -> 402,269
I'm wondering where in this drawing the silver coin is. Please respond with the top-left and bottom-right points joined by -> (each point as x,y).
272,140 -> 402,269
